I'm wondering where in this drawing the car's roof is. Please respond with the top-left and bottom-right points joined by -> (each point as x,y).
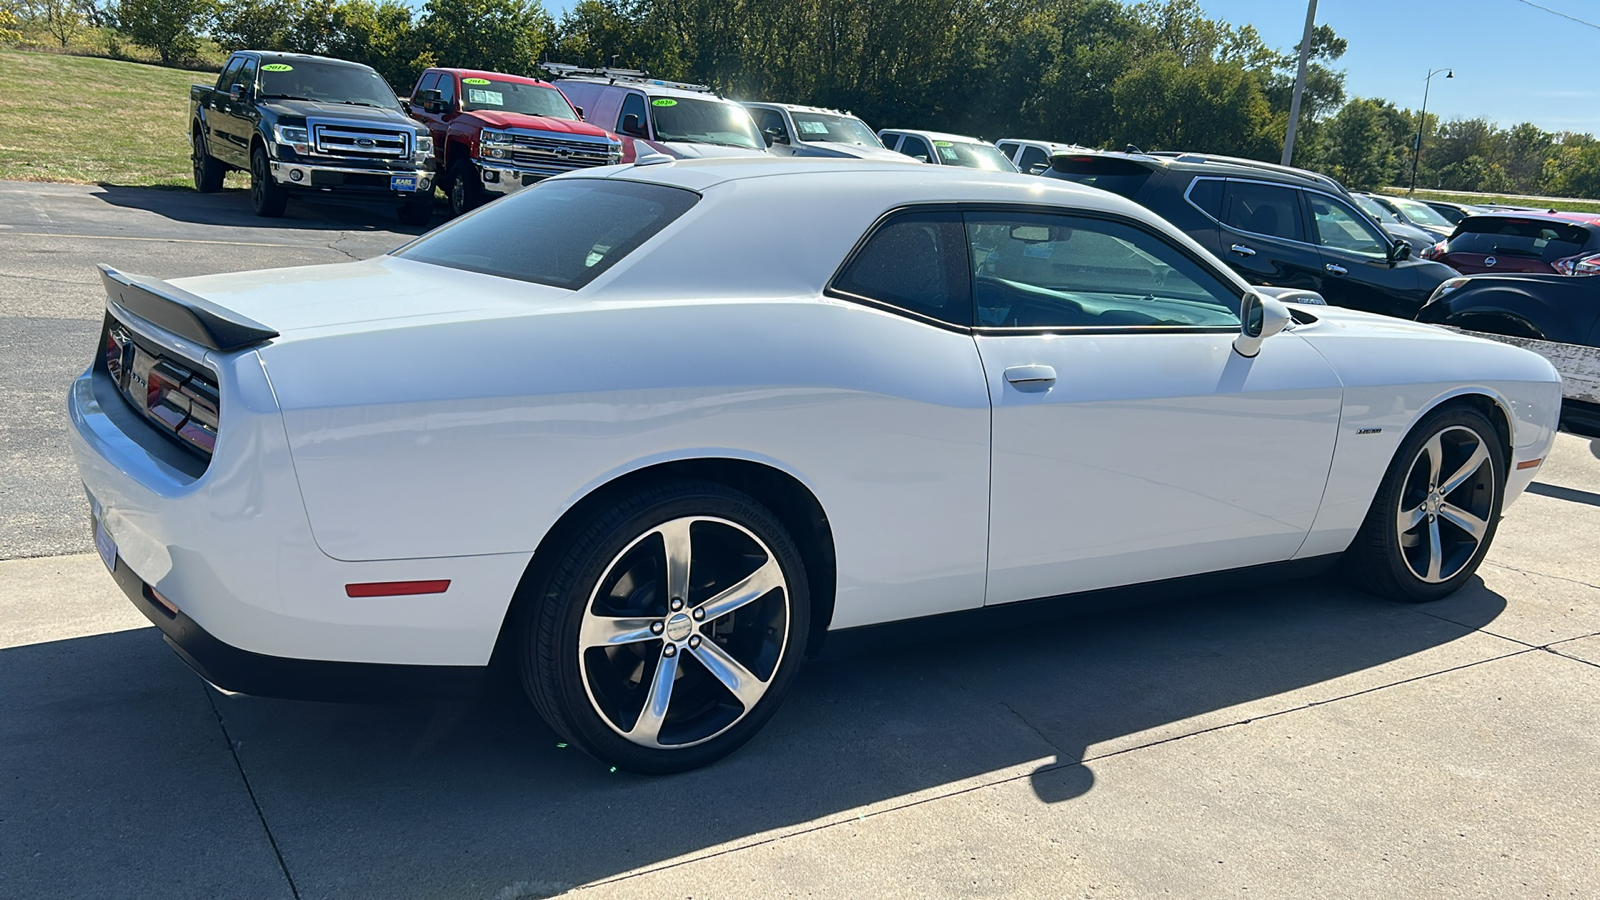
249,51 -> 373,70
743,101 -> 857,117
998,138 -> 1076,150
557,78 -> 727,102
879,129 -> 991,145
433,68 -> 555,88
1052,148 -> 1348,192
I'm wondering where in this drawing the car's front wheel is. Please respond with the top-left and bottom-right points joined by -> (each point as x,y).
249,146 -> 288,218
519,481 -> 810,774
1344,404 -> 1506,602
448,159 -> 485,217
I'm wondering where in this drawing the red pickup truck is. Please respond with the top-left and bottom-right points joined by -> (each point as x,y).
406,68 -> 622,216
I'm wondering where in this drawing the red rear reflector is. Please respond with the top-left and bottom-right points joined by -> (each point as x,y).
1516,458 -> 1543,470
143,584 -> 180,617
345,580 -> 451,597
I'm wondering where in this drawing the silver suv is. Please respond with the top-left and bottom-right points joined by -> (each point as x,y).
742,102 -> 909,161
545,65 -> 767,160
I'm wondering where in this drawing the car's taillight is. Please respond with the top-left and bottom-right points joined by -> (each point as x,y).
144,360 -> 219,455
1552,252 -> 1600,275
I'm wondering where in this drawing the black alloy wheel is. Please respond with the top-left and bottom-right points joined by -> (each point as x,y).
519,481 -> 810,774
192,128 -> 225,193
249,146 -> 288,218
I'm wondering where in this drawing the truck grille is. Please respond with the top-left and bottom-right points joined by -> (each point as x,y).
102,315 -> 220,458
309,121 -> 410,160
504,133 -> 618,171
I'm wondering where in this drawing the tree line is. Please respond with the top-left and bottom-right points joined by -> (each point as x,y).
7,0 -> 1600,198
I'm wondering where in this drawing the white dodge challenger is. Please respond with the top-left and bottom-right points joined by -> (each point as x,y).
70,159 -> 1561,772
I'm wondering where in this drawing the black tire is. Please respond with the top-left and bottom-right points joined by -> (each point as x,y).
1343,404 -> 1506,602
518,481 -> 810,774
191,127 -> 226,193
249,145 -> 288,218
448,158 -> 485,217
397,193 -> 433,227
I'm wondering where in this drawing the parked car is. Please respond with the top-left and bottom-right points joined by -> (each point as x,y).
1042,150 -> 1459,318
72,159 -> 1559,774
1351,192 -> 1443,250
191,51 -> 436,224
1423,199 -> 1491,226
878,129 -> 1017,171
545,64 -> 766,160
741,102 -> 906,160
405,68 -> 620,217
1417,212 -> 1600,275
1360,193 -> 1456,242
995,138 -> 1078,175
1417,273 -> 1600,436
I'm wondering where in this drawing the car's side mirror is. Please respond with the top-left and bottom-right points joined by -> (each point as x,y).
1028,162 -> 1048,175
572,105 -> 584,119
1389,239 -> 1412,262
1233,292 -> 1292,358
763,127 -> 789,146
621,114 -> 648,138
229,83 -> 249,102
413,89 -> 443,112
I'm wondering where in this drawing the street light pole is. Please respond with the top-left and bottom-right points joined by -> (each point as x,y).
1281,0 -> 1319,166
1409,67 -> 1452,195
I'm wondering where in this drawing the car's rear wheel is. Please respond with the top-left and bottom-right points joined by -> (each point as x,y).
192,128 -> 226,193
1344,405 -> 1505,602
519,481 -> 809,774
249,146 -> 288,218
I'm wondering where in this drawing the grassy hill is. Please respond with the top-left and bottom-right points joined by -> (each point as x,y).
0,50 -> 221,186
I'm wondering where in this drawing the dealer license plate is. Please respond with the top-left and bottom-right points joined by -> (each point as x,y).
92,508 -> 116,573
390,175 -> 418,192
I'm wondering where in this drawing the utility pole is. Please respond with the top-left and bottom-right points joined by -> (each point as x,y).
1281,0 -> 1319,167
1409,68 -> 1453,195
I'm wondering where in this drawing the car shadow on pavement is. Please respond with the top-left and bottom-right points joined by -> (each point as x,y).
1,576 -> 1505,899
88,183 -> 441,234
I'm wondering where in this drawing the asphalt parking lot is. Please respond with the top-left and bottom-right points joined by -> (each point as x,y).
3,181 -> 1599,899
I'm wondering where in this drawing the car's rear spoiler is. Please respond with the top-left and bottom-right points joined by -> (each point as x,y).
98,264 -> 278,352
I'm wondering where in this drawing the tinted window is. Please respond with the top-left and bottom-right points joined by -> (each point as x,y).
1018,146 -> 1049,173
436,73 -> 456,106
217,56 -> 245,92
412,72 -> 440,99
1308,195 -> 1387,257
1223,182 -> 1304,242
899,136 -> 933,162
1187,177 -> 1223,218
965,212 -> 1241,329
750,108 -> 787,139
617,92 -> 647,134
237,57 -> 258,93
833,211 -> 971,326
257,60 -> 400,109
996,142 -> 1019,158
396,179 -> 698,290
1450,217 -> 1591,260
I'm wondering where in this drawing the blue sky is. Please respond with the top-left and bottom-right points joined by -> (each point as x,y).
532,0 -> 1597,133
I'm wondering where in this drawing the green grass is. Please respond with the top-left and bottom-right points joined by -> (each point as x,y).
1379,187 -> 1600,216
0,49 -> 223,186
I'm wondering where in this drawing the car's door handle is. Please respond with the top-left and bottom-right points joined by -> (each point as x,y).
1325,263 -> 1348,276
1230,243 -> 1257,257
1004,365 -> 1057,388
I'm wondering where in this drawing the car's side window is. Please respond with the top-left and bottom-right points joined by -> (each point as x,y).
900,136 -> 933,162
996,141 -> 1018,160
412,72 -> 440,104
617,92 -> 648,136
964,211 -> 1242,330
1186,177 -> 1224,219
880,133 -> 901,152
1017,146 -> 1048,174
1222,181 -> 1305,242
216,56 -> 245,92
832,211 -> 972,327
236,57 -> 259,94
1308,194 -> 1387,257
752,109 -> 787,141
436,73 -> 456,109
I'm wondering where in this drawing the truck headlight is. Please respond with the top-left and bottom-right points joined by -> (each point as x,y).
480,130 -> 515,158
273,124 -> 310,153
414,134 -> 434,163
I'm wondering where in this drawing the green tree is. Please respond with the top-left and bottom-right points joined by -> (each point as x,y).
115,0 -> 211,64
419,0 -> 551,74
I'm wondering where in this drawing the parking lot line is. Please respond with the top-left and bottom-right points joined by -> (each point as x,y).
0,230 -> 302,248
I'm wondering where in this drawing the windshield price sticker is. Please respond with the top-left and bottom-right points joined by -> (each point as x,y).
463,77 -> 491,85
798,121 -> 829,134
467,89 -> 504,106
651,98 -> 677,107
934,140 -> 953,147
262,63 -> 293,71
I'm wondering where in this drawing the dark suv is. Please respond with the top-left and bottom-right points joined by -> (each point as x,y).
1042,151 -> 1460,318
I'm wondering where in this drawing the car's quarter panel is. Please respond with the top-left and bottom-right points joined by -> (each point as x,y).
66,312 -> 527,667
1289,308 -> 1563,558
978,330 -> 1343,605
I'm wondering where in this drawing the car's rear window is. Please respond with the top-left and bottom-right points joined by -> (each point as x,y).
1449,217 -> 1592,260
395,179 -> 699,289
1042,156 -> 1153,199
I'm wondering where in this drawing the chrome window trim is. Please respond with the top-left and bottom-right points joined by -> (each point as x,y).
1182,175 -> 1392,260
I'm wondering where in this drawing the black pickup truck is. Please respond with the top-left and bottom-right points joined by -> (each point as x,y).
191,51 -> 437,224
